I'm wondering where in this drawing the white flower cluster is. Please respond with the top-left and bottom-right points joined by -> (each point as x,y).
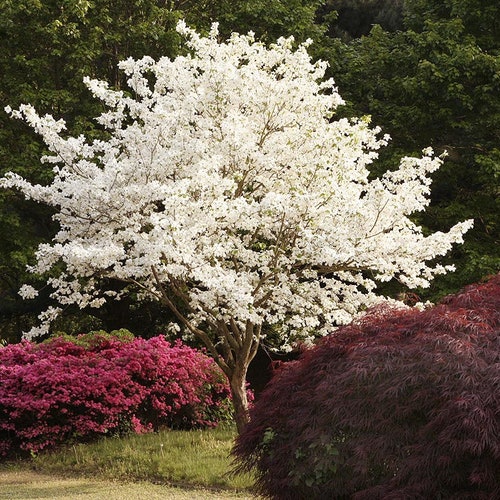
2,22 -> 472,344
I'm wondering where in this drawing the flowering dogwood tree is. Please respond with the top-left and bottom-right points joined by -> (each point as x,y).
2,22 -> 472,431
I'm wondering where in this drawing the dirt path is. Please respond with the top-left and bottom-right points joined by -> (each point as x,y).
0,469 -> 257,499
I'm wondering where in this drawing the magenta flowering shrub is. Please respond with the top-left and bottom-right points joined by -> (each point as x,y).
0,334 -> 231,458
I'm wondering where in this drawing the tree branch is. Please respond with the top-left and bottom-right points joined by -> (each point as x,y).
150,265 -> 230,373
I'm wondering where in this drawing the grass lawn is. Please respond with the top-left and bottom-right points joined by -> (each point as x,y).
0,424 -> 259,498
0,469 -> 256,499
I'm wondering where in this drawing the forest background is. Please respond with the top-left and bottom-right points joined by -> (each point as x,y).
0,0 -> 498,344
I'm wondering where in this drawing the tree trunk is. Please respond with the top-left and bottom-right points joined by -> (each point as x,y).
229,362 -> 251,434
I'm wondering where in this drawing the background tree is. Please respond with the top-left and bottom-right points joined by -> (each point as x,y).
326,0 -> 500,299
0,0 -> 183,341
2,24 -> 471,431
319,0 -> 404,41
182,0 -> 326,41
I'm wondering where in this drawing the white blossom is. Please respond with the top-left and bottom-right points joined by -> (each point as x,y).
1,21 -> 472,345
18,284 -> 38,299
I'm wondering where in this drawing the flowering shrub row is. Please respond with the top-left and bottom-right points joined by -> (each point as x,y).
0,332 -> 231,458
234,274 -> 500,499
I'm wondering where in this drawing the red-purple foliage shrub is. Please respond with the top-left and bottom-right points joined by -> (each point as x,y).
234,274 -> 500,499
0,333 -> 231,458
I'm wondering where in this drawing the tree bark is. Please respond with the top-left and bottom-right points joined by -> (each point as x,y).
229,363 -> 251,434
226,321 -> 261,433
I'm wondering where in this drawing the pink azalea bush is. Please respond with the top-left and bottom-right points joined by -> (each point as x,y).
0,332 -> 232,457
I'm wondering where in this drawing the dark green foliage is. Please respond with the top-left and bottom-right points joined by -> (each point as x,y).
234,274 -> 500,498
404,0 -> 500,50
184,0 -> 326,42
320,0 -> 404,40
49,328 -> 135,347
328,0 -> 500,300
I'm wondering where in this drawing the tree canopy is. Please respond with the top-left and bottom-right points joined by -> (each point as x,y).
1,0 -> 498,347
